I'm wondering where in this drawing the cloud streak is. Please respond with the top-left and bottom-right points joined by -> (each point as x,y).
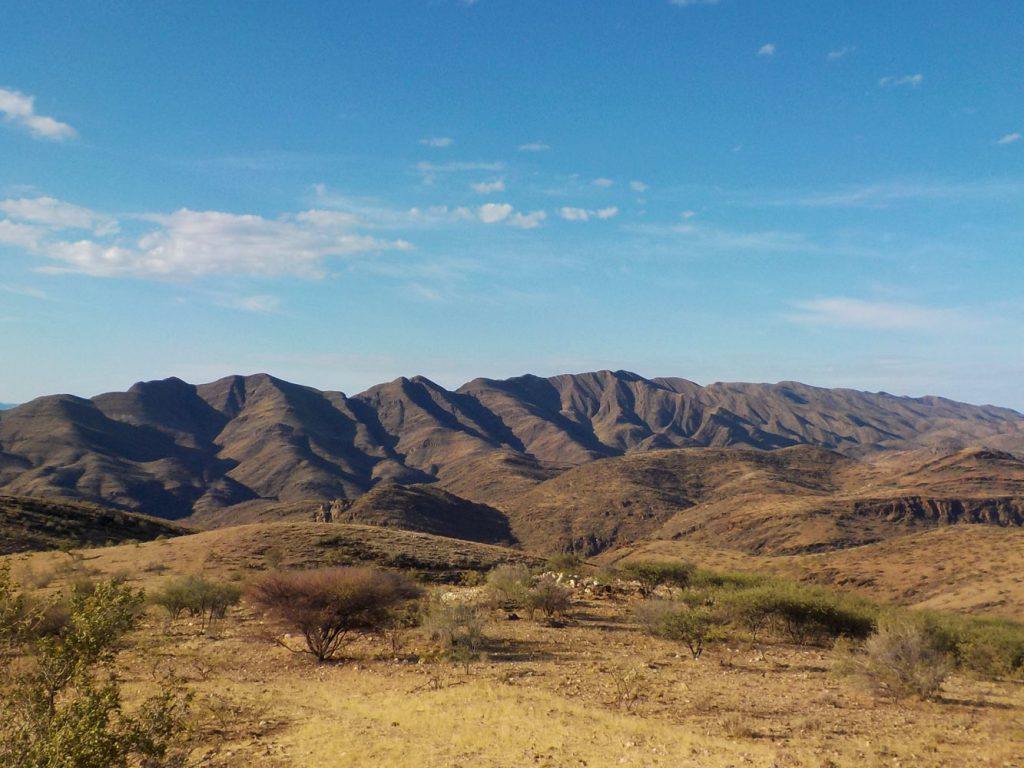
0,88 -> 77,141
787,297 -> 957,330
879,74 -> 923,88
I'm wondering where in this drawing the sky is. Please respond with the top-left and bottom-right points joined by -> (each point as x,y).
1,1 -> 1022,409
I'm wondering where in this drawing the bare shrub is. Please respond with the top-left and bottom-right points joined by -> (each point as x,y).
421,597 -> 487,671
486,563 -> 532,608
839,614 -> 952,700
250,567 -> 421,663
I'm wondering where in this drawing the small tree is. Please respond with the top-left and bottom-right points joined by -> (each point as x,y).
659,608 -> 715,659
0,576 -> 190,768
152,575 -> 241,633
250,567 -> 421,662
618,560 -> 695,597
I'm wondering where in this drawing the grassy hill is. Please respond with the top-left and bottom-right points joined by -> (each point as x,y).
0,494 -> 188,554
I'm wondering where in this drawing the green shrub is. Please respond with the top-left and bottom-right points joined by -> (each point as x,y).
546,553 -> 586,575
720,582 -> 876,645
525,575 -> 572,620
250,567 -> 421,662
917,611 -> 1024,679
0,563 -> 29,647
634,600 -> 721,659
0,576 -> 191,767
617,560 -> 695,597
152,575 -> 242,632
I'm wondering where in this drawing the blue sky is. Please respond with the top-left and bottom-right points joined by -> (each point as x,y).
1,1 -> 1022,408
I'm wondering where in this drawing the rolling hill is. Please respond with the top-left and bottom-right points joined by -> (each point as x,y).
0,494 -> 188,554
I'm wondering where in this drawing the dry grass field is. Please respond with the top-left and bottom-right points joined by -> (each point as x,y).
4,524 -> 1024,768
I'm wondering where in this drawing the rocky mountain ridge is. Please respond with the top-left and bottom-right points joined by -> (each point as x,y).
0,370 -> 1021,520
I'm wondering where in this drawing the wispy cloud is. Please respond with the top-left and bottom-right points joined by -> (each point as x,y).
557,206 -> 618,222
787,297 -> 958,330
591,178 -> 614,188
416,161 -> 504,173
879,73 -> 923,88
0,88 -> 76,141
827,46 -> 855,61
757,43 -> 776,57
471,178 -> 506,194
419,136 -> 453,148
216,294 -> 282,313
517,141 -> 550,152
630,180 -> 649,193
996,132 -> 1022,146
0,197 -> 118,235
669,0 -> 720,6
766,179 -> 1024,209
0,283 -> 54,302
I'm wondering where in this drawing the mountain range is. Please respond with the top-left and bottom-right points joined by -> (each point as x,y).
1,370 -> 1022,532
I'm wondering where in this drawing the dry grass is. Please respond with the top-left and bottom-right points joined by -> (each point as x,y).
4,524 -> 1024,767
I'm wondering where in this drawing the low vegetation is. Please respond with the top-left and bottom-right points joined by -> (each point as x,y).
151,575 -> 242,633
249,566 -> 421,662
0,566 -> 190,767
3,526 -> 1024,766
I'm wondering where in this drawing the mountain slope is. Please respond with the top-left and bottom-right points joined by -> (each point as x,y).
501,445 -> 1024,556
0,369 -> 1021,519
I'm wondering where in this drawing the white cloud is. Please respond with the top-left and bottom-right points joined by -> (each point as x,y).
517,142 -> 550,152
0,197 -> 118,235
757,43 -> 776,57
477,203 -> 514,224
996,132 -> 1022,146
508,210 -> 547,229
669,0 -> 720,6
557,206 -> 618,222
0,219 -> 45,249
419,136 -> 453,148
788,297 -> 955,330
26,206 -> 412,279
471,179 -> 506,194
629,180 -> 649,192
0,88 -> 76,141
827,46 -> 855,61
680,210 -> 698,220
592,178 -> 614,188
879,74 -> 923,88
